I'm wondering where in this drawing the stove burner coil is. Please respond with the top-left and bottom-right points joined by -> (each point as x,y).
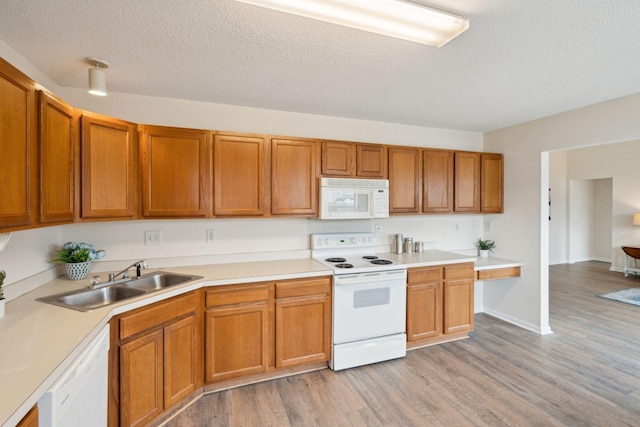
335,263 -> 354,269
370,259 -> 393,265
362,256 -> 378,260
326,257 -> 347,263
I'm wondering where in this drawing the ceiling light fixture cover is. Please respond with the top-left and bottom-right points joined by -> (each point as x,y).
85,57 -> 109,96
235,0 -> 469,47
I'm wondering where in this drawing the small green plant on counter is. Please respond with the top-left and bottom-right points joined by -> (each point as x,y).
51,242 -> 106,263
476,238 -> 496,252
0,270 -> 6,300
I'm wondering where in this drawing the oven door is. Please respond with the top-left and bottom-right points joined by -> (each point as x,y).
333,269 -> 407,344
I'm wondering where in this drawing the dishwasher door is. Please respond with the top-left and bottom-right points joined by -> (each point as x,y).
39,324 -> 110,427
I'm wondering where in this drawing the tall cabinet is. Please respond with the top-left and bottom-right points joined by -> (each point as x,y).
140,125 -> 211,218
38,91 -> 76,224
271,138 -> 319,216
213,133 -> 268,216
0,58 -> 37,230
81,112 -> 138,219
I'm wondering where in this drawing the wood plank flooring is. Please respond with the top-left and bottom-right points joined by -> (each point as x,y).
164,262 -> 640,426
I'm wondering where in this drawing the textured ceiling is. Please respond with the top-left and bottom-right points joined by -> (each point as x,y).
0,0 -> 639,132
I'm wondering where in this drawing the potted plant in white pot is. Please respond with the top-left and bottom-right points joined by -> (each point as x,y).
52,242 -> 106,281
0,270 -> 5,318
476,238 -> 496,257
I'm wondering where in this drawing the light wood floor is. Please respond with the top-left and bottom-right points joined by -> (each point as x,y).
165,262 -> 640,426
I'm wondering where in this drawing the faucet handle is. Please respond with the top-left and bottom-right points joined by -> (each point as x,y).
90,275 -> 101,285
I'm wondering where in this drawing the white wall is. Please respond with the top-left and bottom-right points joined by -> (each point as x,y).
549,151 -> 568,264
0,46 -> 485,302
592,178 -> 612,262
485,93 -> 640,334
568,179 -> 594,262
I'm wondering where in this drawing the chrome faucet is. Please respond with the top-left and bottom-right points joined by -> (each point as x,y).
108,260 -> 148,282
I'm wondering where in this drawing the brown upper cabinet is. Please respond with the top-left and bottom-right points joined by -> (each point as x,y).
388,146 -> 421,214
38,91 -> 77,224
140,125 -> 212,218
423,149 -> 454,213
81,112 -> 138,219
0,58 -> 37,231
453,151 -> 481,213
481,153 -> 504,213
271,138 -> 319,216
213,133 -> 268,216
321,140 -> 386,178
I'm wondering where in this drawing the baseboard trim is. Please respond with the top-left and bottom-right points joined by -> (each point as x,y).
482,308 -> 553,335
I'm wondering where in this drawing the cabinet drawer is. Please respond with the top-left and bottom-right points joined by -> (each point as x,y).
275,277 -> 331,299
408,267 -> 442,284
119,292 -> 197,340
205,283 -> 270,308
444,263 -> 474,280
476,267 -> 521,281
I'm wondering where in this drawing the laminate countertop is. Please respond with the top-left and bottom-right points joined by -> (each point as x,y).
0,258 -> 331,427
0,251 -> 521,426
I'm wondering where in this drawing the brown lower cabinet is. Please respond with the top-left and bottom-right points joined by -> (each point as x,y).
109,291 -> 203,427
16,405 -> 38,427
407,263 -> 474,346
204,277 -> 331,383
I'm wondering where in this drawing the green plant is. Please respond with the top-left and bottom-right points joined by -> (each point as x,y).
0,270 -> 5,300
51,242 -> 106,263
476,238 -> 496,252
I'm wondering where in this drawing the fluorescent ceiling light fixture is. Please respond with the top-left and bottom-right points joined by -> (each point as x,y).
85,57 -> 109,96
235,0 -> 469,47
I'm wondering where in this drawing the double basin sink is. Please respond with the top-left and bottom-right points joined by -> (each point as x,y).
37,272 -> 203,312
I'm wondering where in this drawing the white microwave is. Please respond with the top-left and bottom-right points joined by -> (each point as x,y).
319,177 -> 389,220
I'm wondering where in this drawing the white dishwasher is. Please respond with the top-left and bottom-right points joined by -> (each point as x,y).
39,324 -> 110,427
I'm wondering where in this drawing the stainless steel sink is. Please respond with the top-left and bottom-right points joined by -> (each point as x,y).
37,271 -> 203,312
122,272 -> 203,291
38,286 -> 146,312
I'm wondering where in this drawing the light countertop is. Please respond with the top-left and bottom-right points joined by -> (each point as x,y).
0,258 -> 331,427
0,252 -> 522,426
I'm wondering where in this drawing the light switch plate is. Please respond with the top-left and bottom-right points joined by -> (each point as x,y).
206,229 -> 216,243
145,230 -> 162,246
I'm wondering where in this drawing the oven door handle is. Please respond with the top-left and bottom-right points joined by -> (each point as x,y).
334,269 -> 407,286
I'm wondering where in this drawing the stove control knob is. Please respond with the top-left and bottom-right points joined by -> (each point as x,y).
351,237 -> 356,244
324,238 -> 329,245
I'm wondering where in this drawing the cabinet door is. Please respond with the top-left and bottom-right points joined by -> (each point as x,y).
357,144 -> 386,178
140,125 -> 211,217
164,314 -> 199,408
0,58 -> 37,230
321,140 -> 355,176
275,278 -> 331,368
271,138 -> 319,215
423,149 -> 453,213
38,91 -> 76,223
81,113 -> 137,219
454,151 -> 480,212
407,267 -> 443,342
443,263 -> 474,334
481,153 -> 504,213
120,329 -> 164,427
205,303 -> 269,382
388,147 -> 421,213
213,134 -> 267,216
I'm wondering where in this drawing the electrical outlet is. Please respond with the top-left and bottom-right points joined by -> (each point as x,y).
206,229 -> 216,243
484,221 -> 492,231
145,230 -> 162,246
375,225 -> 382,234
454,223 -> 460,232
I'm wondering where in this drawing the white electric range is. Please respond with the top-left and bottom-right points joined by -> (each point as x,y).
311,232 -> 407,371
